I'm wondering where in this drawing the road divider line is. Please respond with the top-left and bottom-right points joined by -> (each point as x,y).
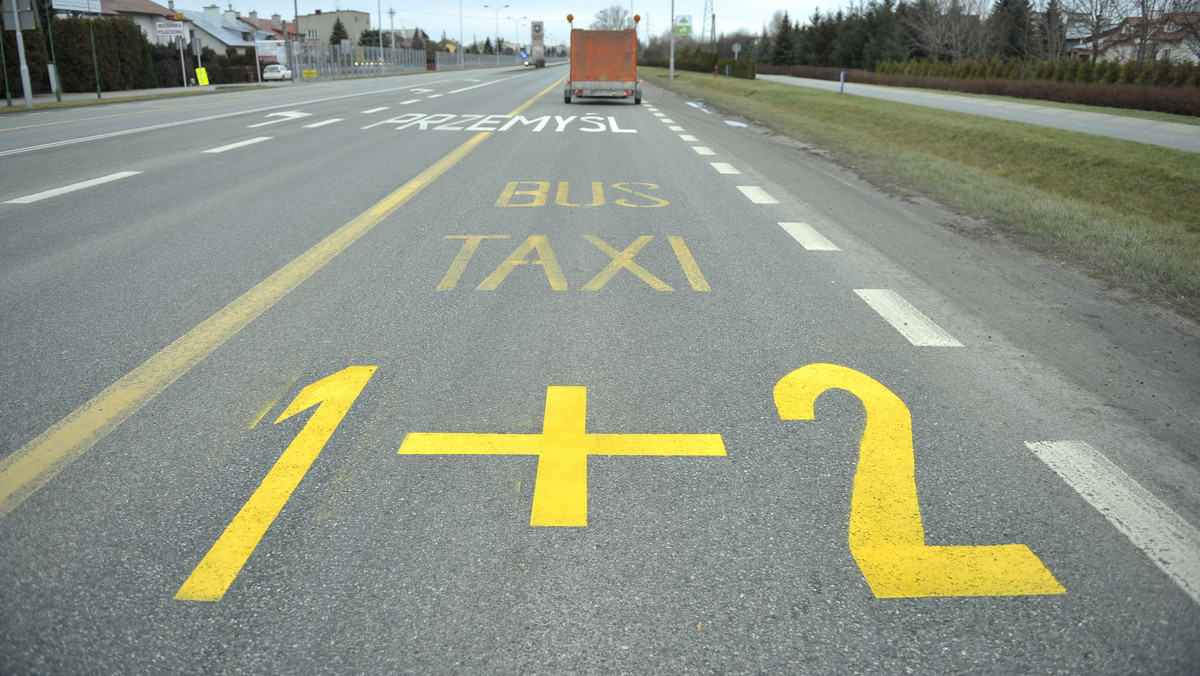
4,171 -> 142,204
1026,441 -> 1200,606
737,186 -> 778,204
203,137 -> 272,154
361,107 -> 389,114
854,289 -> 963,347
680,134 -> 698,141
400,99 -> 419,105
779,222 -> 840,251
303,119 -> 342,128
661,119 -> 675,124
0,76 -> 564,521
669,126 -> 684,132
710,163 -> 740,174
692,146 -> 715,156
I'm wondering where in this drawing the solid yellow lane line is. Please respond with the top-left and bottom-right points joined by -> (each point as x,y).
0,76 -> 562,520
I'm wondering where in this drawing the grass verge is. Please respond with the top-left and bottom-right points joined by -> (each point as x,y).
643,67 -> 1200,321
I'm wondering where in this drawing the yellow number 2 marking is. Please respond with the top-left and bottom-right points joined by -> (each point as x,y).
175,366 -> 376,602
774,363 -> 1064,598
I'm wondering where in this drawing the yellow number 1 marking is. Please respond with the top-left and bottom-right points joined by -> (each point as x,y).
774,364 -> 1064,598
175,366 -> 376,601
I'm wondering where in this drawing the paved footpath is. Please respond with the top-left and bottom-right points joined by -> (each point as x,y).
758,74 -> 1200,154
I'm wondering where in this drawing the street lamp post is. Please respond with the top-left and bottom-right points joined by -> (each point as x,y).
506,16 -> 526,53
483,3 -> 507,64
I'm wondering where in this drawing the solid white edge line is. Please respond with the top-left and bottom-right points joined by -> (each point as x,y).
737,186 -> 778,204
779,222 -> 840,251
5,171 -> 142,204
854,288 -> 963,347
203,137 -> 273,154
1026,441 -> 1200,606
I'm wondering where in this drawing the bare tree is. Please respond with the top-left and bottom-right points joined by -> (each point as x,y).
902,0 -> 990,59
591,5 -> 632,30
1065,0 -> 1135,61
1170,0 -> 1200,60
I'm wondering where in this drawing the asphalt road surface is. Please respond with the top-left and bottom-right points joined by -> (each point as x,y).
758,73 -> 1200,153
2,67 -> 1199,673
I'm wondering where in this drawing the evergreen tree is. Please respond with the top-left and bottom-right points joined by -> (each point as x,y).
768,11 -> 795,65
988,0 -> 1032,61
330,18 -> 349,45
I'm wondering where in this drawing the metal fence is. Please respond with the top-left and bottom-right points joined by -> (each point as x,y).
292,44 -> 429,79
434,53 -> 569,70
289,44 -> 568,81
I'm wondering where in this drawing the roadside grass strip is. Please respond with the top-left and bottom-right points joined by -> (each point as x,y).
643,68 -> 1200,320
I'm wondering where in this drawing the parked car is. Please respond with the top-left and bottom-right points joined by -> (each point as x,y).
262,64 -> 292,81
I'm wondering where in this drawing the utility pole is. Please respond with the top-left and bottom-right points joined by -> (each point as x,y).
4,0 -> 33,108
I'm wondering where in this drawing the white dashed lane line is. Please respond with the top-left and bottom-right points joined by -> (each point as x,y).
669,126 -> 685,131
400,99 -> 419,105
692,146 -> 716,155
5,171 -> 142,204
680,134 -> 699,141
710,163 -> 740,174
304,119 -> 342,128
737,186 -> 777,204
779,222 -> 839,251
1027,440 -> 1200,606
854,289 -> 963,347
203,137 -> 273,154
362,107 -> 389,114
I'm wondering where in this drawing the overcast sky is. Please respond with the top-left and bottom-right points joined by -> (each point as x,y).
214,1 -> 825,47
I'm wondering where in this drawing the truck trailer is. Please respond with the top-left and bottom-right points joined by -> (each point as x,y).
563,14 -> 642,105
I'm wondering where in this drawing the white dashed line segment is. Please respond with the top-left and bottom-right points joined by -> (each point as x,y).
737,186 -> 778,204
779,222 -> 840,250
692,146 -> 716,155
1026,440 -> 1200,606
203,137 -> 273,154
710,163 -> 740,174
854,289 -> 963,347
304,119 -> 343,128
5,171 -> 142,204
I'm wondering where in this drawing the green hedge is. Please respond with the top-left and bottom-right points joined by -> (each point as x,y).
51,17 -> 157,92
875,57 -> 1199,88
2,27 -> 49,94
642,47 -> 756,79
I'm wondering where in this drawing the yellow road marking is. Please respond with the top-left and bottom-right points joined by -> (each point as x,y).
668,236 -> 710,292
583,236 -> 672,291
176,366 -> 375,601
774,363 -> 1064,597
398,386 -> 726,527
0,77 -> 562,520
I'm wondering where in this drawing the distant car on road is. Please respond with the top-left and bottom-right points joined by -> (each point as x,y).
262,64 -> 292,81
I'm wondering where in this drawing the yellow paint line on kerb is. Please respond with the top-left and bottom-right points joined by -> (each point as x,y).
0,77 -> 563,521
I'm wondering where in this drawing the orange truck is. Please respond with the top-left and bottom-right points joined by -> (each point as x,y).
563,14 -> 642,105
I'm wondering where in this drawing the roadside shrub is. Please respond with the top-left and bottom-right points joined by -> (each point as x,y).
758,63 -> 1200,115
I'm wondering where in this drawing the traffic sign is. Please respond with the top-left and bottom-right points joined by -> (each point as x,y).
675,15 -> 692,36
156,21 -> 185,38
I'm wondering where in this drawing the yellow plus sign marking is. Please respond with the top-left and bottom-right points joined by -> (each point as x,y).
398,386 -> 726,526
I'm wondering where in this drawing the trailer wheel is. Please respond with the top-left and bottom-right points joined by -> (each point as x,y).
634,95 -> 641,105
